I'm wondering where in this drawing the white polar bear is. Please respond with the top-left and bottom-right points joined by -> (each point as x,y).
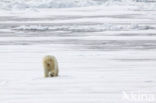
43,55 -> 59,77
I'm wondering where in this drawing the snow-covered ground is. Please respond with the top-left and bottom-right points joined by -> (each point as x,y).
0,0 -> 156,103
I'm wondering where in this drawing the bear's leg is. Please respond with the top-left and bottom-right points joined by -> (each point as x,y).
54,72 -> 58,76
55,68 -> 59,76
44,69 -> 49,77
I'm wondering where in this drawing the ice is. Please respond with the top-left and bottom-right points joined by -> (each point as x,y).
12,24 -> 156,32
0,1 -> 156,103
0,0 -> 156,10
13,25 -> 50,31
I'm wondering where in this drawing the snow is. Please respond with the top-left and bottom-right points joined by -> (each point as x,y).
0,0 -> 156,103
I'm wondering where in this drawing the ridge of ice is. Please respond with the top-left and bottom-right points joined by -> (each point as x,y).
12,24 -> 155,32
0,0 -> 156,10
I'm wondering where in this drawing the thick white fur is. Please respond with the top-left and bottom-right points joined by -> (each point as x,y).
43,55 -> 59,77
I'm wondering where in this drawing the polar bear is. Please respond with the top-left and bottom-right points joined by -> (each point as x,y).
43,55 -> 59,77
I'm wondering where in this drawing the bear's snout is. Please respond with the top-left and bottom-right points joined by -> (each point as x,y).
47,63 -> 50,67
50,73 -> 54,77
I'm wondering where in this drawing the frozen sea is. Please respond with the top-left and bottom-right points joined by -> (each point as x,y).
0,0 -> 156,103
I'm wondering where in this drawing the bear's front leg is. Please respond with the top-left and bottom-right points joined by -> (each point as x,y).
44,69 -> 49,77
